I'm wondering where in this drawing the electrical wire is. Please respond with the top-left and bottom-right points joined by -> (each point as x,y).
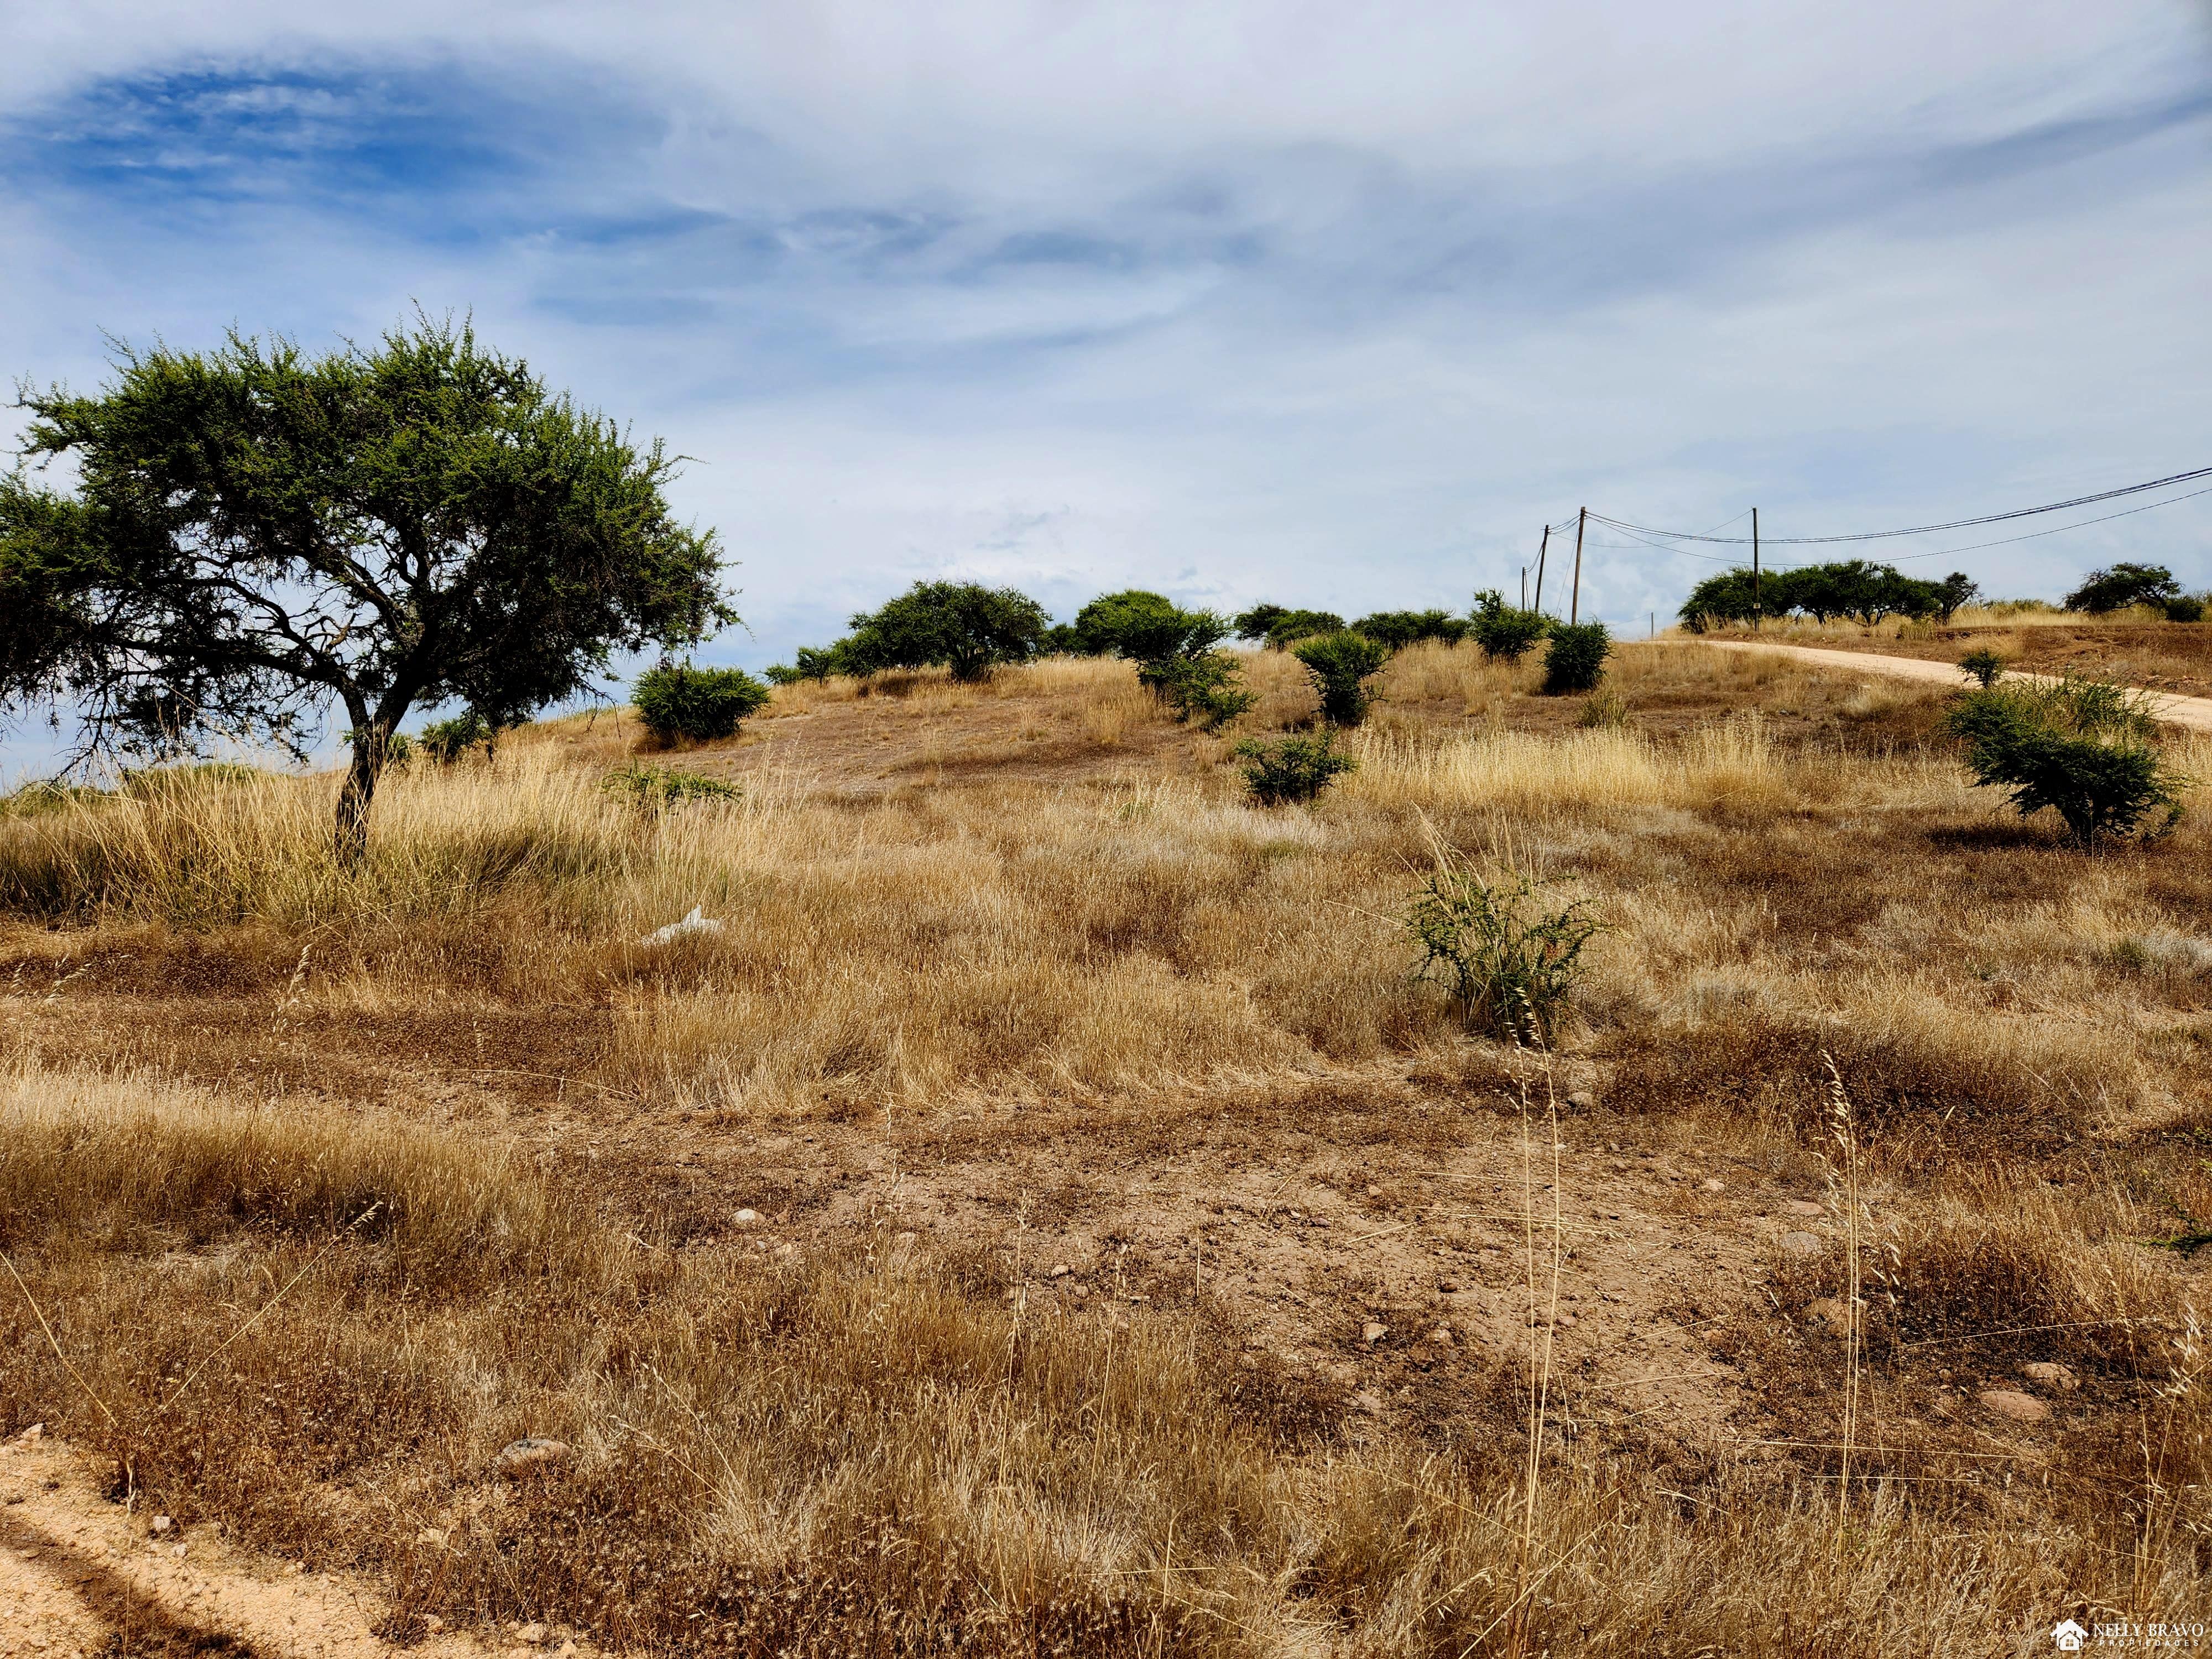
1582,461 -> 2212,545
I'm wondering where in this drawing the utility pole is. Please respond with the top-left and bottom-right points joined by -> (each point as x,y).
1521,566 -> 1527,609
1569,507 -> 1587,625
1751,508 -> 1761,632
1533,526 -> 1550,613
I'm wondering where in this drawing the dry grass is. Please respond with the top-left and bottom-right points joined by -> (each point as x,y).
6,639 -> 2212,1651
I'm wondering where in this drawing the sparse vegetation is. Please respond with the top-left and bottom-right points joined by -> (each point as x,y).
1468,589 -> 1550,661
1404,860 -> 1601,1042
2065,561 -> 2180,615
601,762 -> 743,810
1957,647 -> 2005,688
3,633 -> 2211,1654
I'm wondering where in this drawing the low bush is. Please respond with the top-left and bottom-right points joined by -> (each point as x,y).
1352,609 -> 1467,650
419,709 -> 498,764
1957,648 -> 2005,688
1947,676 -> 2189,844
1234,732 -> 1354,805
1405,863 -> 1600,1044
1540,622 -> 1610,695
632,661 -> 773,745
1292,632 -> 1391,725
1261,609 -> 1345,650
1139,651 -> 1255,731
1575,687 -> 1629,729
2165,594 -> 2206,624
602,764 -> 743,811
1468,589 -> 1549,661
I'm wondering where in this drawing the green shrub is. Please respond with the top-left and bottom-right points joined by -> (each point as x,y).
419,709 -> 496,764
1947,677 -> 2189,845
1352,609 -> 1468,650
1262,609 -> 1345,650
1074,591 -> 1196,660
1468,590 -> 1550,660
1233,732 -> 1354,805
2164,594 -> 2206,624
1957,648 -> 2006,688
1139,651 -> 1255,731
602,764 -> 743,811
1540,622 -> 1610,695
1292,632 -> 1391,725
1405,864 -> 1601,1045
1231,603 -> 1291,643
632,661 -> 773,744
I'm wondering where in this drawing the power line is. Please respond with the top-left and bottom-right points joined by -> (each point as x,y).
1582,461 -> 2212,545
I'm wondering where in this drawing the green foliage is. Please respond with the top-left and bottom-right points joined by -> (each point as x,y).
418,709 -> 500,764
0,315 -> 729,854
632,661 -> 773,745
1677,562 -> 1970,630
1073,591 -> 1188,660
2065,563 -> 2179,615
1262,609 -> 1345,650
1292,631 -> 1391,725
602,764 -> 743,811
1352,609 -> 1468,650
1040,623 -> 1094,656
1405,863 -> 1601,1044
1140,652 -> 1255,730
841,581 -> 1049,682
1958,648 -> 2006,688
1468,590 -> 1551,661
1540,622 -> 1610,695
1947,676 -> 2189,845
765,644 -> 859,685
1232,603 -> 1292,643
2164,594 -> 2206,624
1233,732 -> 1355,805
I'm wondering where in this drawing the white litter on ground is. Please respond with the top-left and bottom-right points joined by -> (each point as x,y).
641,906 -> 724,946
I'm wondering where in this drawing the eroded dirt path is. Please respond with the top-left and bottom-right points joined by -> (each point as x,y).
0,1431 -> 502,1659
1703,640 -> 2212,729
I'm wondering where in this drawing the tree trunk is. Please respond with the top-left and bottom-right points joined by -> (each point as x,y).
334,729 -> 387,867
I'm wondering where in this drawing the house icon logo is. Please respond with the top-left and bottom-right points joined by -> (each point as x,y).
2053,1620 -> 2086,1652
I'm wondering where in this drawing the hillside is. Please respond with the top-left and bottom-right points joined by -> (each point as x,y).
4,638 -> 2210,1655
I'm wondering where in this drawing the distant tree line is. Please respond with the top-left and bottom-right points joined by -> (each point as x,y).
1678,562 -> 1979,630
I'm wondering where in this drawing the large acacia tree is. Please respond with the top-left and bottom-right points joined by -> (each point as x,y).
0,318 -> 731,857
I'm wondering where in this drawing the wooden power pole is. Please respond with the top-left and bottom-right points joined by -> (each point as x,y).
1533,526 -> 1550,613
1569,507 -> 1587,625
1751,508 -> 1761,632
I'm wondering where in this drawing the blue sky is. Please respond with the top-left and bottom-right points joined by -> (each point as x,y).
3,2 -> 2210,769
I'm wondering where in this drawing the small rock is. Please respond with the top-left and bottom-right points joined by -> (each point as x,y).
1699,1176 -> 1725,1193
894,1230 -> 917,1246
1048,1264 -> 1072,1279
775,1242 -> 798,1259
1784,1199 -> 1825,1218
1567,1091 -> 1595,1110
1780,1231 -> 1824,1256
151,1515 -> 173,1535
1364,1185 -> 1384,1201
1361,1322 -> 1389,1347
517,1623 -> 549,1645
556,1644 -> 580,1658
1430,1327 -> 1454,1347
13,1424 -> 43,1447
425,1616 -> 446,1633
2022,1361 -> 2079,1392
1979,1388 -> 2049,1423
732,1209 -> 762,1228
415,1527 -> 446,1546
1437,1277 -> 1462,1293
1353,1390 -> 1384,1415
1805,1298 -> 1847,1328
171,1541 -> 187,1558
493,1438 -> 572,1476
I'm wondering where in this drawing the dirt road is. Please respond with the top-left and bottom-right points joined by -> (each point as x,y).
0,1428 -> 509,1659
1701,640 -> 2212,732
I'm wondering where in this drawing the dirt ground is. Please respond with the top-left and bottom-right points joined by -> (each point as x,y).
1694,617 -> 2212,700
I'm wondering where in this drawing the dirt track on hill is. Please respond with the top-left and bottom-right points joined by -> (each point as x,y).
1703,640 -> 2212,731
